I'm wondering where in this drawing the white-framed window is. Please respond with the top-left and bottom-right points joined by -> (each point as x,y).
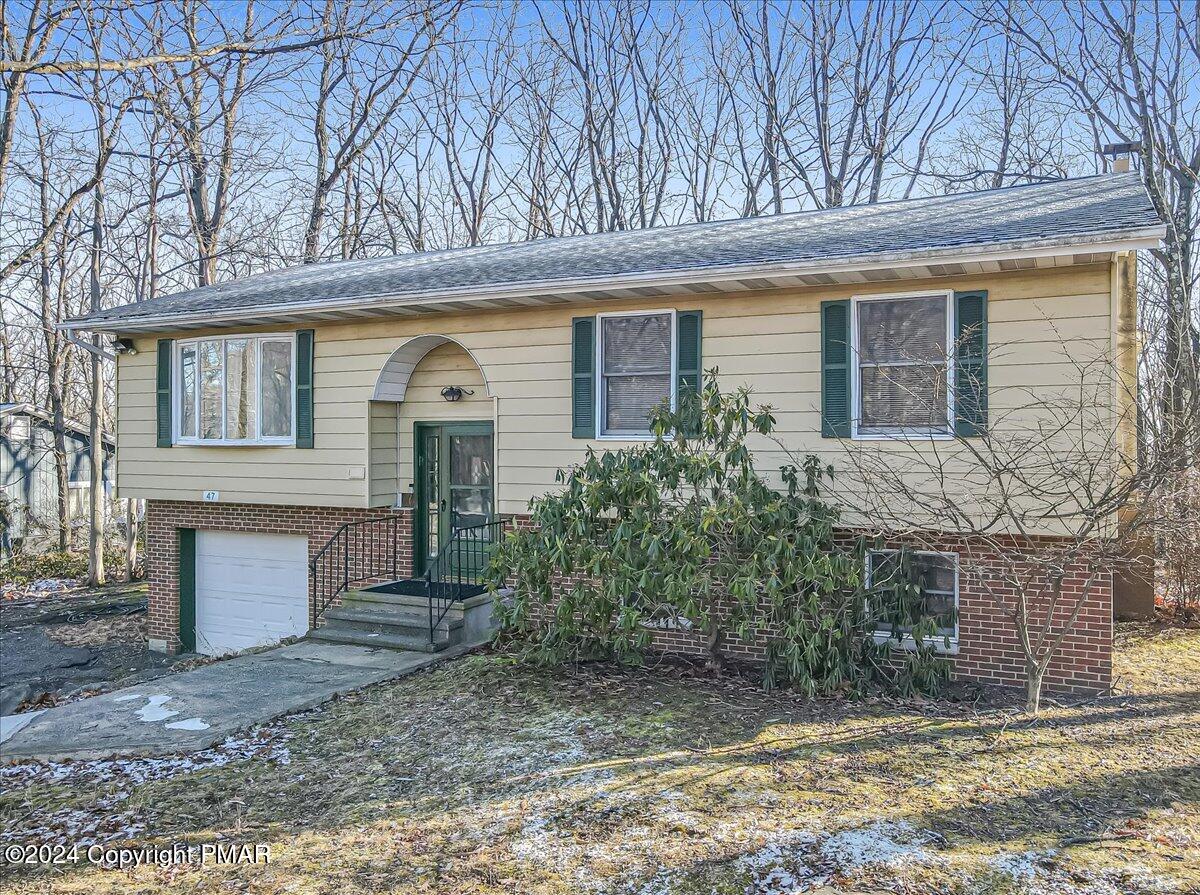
67,480 -> 90,518
175,334 -> 295,445
596,309 -> 676,438
851,291 -> 954,438
6,415 -> 31,443
866,549 -> 959,647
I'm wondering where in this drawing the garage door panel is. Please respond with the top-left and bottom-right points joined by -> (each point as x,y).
194,531 -> 309,656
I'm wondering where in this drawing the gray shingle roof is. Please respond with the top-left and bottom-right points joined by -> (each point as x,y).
72,173 -> 1162,329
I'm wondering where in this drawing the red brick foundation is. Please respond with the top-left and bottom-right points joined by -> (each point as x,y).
633,554 -> 1112,695
145,500 -> 412,652
144,501 -> 1111,693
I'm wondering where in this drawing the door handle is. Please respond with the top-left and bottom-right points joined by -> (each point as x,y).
440,499 -> 447,511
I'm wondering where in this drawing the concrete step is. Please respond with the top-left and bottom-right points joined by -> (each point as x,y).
306,626 -> 453,653
342,588 -> 433,610
322,604 -> 461,638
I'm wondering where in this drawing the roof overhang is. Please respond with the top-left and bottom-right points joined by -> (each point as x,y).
0,402 -> 116,445
62,226 -> 1164,335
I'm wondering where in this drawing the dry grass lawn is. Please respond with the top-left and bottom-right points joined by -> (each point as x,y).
2,621 -> 1197,894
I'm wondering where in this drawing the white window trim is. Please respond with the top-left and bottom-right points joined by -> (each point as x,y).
595,308 -> 677,441
850,290 -> 955,441
174,333 -> 297,447
866,548 -> 960,654
7,416 -> 31,442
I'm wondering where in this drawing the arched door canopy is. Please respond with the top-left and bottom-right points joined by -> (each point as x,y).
371,334 -> 492,402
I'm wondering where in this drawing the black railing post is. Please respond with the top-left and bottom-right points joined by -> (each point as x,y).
426,568 -> 434,642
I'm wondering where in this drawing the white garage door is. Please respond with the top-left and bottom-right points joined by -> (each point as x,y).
195,530 -> 309,656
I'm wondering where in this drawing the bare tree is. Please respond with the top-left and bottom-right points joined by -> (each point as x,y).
298,0 -> 460,262
418,8 -> 519,246
29,103 -> 71,550
823,325 -> 1185,712
989,0 -> 1200,467
718,0 -> 971,213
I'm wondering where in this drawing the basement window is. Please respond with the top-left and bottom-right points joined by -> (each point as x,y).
866,549 -> 959,646
176,335 -> 294,445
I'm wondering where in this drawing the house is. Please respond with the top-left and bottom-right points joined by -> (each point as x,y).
0,403 -> 115,547
64,173 -> 1163,691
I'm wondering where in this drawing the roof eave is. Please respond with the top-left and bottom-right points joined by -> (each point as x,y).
61,225 -> 1166,334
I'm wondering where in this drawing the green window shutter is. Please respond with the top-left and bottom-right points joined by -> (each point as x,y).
178,528 -> 196,652
676,310 -> 703,436
156,339 -> 173,448
821,300 -> 851,437
571,316 -> 596,438
954,290 -> 988,436
296,329 -> 315,448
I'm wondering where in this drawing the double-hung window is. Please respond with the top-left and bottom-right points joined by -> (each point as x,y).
597,310 -> 676,437
867,549 -> 959,644
853,292 -> 953,437
176,335 -> 295,445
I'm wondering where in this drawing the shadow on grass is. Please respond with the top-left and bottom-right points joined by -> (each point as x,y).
3,659 -> 1198,892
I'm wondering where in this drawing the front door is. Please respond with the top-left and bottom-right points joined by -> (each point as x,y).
414,421 -> 494,576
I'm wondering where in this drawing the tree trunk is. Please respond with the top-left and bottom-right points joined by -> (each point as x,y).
87,183 -> 105,588
1025,660 -> 1046,714
51,408 -> 68,551
125,499 -> 138,581
705,617 -> 724,674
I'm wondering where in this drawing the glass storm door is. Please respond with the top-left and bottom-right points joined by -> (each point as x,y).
414,422 -> 494,575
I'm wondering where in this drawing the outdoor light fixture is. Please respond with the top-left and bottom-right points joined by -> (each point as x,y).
112,337 -> 138,355
441,385 -> 474,402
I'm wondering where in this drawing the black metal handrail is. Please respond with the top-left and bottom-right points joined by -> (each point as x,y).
425,517 -> 508,643
309,514 -> 403,628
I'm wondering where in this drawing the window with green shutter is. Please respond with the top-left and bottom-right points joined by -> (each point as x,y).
295,329 -> 315,448
156,339 -> 173,448
571,316 -> 596,438
573,310 -> 701,439
954,290 -> 988,436
676,310 -> 703,437
821,300 -> 851,437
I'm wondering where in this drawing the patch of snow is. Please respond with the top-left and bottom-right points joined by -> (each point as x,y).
1,725 -> 292,791
733,829 -> 816,895
111,693 -> 144,702
29,578 -> 78,594
1012,865 -> 1179,895
2,726 -> 294,849
164,717 -> 210,731
133,694 -> 179,723
990,849 -> 1051,882
627,868 -> 679,895
0,709 -> 46,744
818,820 -> 933,870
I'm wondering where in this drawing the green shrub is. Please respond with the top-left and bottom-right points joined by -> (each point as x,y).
488,372 -> 949,697
1,551 -> 89,587
1,544 -> 141,588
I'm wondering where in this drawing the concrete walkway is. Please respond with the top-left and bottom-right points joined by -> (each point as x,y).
0,640 -> 470,763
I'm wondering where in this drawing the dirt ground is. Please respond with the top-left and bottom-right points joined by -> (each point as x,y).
1,620 -> 1197,895
0,582 -> 190,715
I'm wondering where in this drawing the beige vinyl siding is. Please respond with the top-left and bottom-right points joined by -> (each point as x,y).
392,341 -> 492,500
367,401 -> 398,507
116,264 -> 1118,532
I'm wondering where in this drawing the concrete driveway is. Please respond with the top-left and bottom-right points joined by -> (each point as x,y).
0,640 -> 470,763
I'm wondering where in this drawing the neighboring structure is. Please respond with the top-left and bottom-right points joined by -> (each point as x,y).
0,403 -> 115,546
64,173 -> 1162,691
